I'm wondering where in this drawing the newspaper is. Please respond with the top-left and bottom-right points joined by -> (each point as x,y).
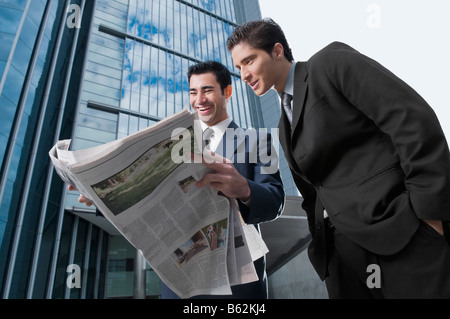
49,109 -> 268,298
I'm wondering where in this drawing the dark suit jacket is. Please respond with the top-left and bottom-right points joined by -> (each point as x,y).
162,120 -> 285,299
278,42 -> 450,278
219,121 -> 285,226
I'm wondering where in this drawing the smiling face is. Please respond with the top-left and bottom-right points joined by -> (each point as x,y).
231,42 -> 291,96
189,72 -> 231,126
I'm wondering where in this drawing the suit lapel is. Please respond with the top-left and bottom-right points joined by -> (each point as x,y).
291,62 -> 308,137
278,62 -> 310,179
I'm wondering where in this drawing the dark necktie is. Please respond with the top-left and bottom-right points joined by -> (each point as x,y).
203,127 -> 214,150
281,92 -> 293,125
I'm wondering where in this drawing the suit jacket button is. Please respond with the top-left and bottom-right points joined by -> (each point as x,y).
315,183 -> 323,189
316,224 -> 322,230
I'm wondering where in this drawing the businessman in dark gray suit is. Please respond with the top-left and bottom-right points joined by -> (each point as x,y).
161,60 -> 285,299
227,18 -> 450,298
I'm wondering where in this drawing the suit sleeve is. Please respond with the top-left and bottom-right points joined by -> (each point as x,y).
321,43 -> 450,221
237,131 -> 285,224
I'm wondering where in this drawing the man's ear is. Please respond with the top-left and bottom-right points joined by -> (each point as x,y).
225,85 -> 233,99
272,43 -> 284,60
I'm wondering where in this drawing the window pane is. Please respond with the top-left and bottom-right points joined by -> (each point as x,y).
0,32 -> 15,61
0,6 -> 23,34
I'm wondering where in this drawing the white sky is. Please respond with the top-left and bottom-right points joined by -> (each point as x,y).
258,0 -> 450,139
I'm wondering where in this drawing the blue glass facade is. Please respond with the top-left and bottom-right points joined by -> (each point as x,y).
0,0 -> 297,299
0,0 -> 107,299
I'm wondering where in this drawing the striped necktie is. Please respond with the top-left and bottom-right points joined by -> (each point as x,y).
281,92 -> 293,125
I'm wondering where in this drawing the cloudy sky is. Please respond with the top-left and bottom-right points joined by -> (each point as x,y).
258,0 -> 450,139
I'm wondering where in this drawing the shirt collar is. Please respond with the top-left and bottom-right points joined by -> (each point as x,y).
200,118 -> 232,152
200,117 -> 232,139
283,62 -> 297,96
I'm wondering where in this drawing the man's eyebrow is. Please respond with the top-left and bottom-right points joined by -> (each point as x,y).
190,86 -> 215,91
240,54 -> 256,64
235,54 -> 256,69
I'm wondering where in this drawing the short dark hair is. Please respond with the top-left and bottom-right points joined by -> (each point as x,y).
187,61 -> 232,93
226,18 -> 294,62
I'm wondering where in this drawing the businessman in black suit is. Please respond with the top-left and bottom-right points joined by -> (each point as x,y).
161,60 -> 285,299
227,18 -> 450,298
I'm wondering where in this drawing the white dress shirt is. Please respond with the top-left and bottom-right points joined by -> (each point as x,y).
200,117 -> 232,152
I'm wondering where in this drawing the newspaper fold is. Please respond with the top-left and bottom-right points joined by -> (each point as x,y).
49,109 -> 268,298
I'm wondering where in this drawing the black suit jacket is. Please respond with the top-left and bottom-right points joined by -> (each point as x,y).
278,42 -> 450,278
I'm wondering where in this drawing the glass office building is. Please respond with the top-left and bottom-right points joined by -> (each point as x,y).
0,0 -> 301,299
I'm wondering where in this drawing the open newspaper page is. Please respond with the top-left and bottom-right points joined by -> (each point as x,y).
227,200 -> 259,286
49,109 -> 262,298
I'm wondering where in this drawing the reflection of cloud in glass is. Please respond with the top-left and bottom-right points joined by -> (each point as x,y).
121,38 -> 188,116
119,0 -> 248,125
201,0 -> 215,12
